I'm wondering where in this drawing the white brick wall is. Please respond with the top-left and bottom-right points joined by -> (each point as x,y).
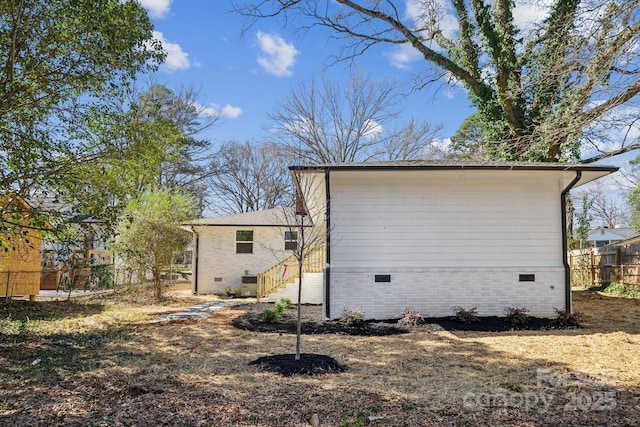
194,226 -> 292,295
328,267 -> 565,319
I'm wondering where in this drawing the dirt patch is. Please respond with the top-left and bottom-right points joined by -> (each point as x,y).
1,286 -> 639,426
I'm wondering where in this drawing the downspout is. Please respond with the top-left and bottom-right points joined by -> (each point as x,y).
324,167 -> 331,319
191,226 -> 199,294
561,170 -> 582,313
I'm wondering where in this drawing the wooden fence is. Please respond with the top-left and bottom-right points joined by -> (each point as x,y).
570,244 -> 640,287
0,270 -> 40,300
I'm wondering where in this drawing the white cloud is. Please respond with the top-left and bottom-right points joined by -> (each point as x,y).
256,31 -> 300,77
363,119 -> 384,139
153,31 -> 189,71
389,0 -> 458,70
195,102 -> 243,119
431,137 -> 452,151
387,43 -> 422,70
513,1 -> 550,32
139,0 -> 171,19
218,104 -> 243,119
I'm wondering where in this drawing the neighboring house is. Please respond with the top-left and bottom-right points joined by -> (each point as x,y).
1,195 -> 45,300
291,160 -> 618,320
27,190 -> 112,290
586,227 -> 637,248
183,208 -> 321,301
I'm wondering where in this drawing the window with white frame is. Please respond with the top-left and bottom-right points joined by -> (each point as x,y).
284,230 -> 298,251
236,230 -> 253,254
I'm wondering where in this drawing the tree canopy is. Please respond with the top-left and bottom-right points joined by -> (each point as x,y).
112,189 -> 196,300
0,0 -> 164,238
237,0 -> 640,163
55,84 -> 218,238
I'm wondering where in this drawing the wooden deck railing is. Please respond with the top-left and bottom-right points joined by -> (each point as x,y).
40,249 -> 113,290
257,247 -> 325,300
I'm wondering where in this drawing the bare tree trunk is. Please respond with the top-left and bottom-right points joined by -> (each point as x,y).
153,266 -> 163,300
295,215 -> 305,361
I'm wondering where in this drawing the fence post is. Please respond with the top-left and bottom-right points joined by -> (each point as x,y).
590,251 -> 596,287
4,271 -> 10,300
616,247 -> 623,285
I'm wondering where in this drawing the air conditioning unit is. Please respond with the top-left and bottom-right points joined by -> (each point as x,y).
240,275 -> 258,296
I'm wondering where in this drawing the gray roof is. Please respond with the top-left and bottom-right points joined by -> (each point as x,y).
182,207 -> 307,227
289,160 -> 618,190
588,227 -> 638,241
290,159 -> 619,172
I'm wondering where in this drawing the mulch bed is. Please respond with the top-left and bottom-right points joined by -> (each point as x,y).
231,302 -> 567,336
238,303 -> 566,375
249,353 -> 347,376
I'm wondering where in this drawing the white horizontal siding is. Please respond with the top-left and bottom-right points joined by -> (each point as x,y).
329,169 -> 564,269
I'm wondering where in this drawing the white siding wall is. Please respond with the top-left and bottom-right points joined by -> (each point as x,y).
265,272 -> 323,304
327,169 -> 567,319
194,226 -> 292,294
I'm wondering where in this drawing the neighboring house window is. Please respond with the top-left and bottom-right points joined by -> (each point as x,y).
236,230 -> 253,254
284,231 -> 298,251
595,240 -> 609,247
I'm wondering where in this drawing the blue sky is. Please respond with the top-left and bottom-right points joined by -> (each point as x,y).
137,0 -> 636,220
139,1 -> 635,180
139,0 -> 475,148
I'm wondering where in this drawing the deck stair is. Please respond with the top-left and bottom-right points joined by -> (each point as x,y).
256,247 -> 324,303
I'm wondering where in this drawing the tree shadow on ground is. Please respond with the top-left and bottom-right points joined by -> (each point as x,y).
0,299 -> 109,322
1,306 -> 638,427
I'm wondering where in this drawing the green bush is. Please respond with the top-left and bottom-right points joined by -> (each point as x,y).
262,307 -> 282,323
602,283 -> 640,299
504,306 -> 530,325
261,298 -> 292,323
274,297 -> 292,312
450,306 -> 480,323
92,264 -> 114,288
280,297 -> 292,307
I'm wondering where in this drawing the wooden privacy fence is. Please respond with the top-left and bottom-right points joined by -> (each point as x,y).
0,270 -> 40,300
570,245 -> 640,287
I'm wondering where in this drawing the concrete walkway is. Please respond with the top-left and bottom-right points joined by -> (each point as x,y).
11,289 -> 115,301
148,298 -> 256,323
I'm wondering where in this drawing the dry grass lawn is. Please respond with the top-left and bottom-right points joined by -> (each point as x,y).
1,283 -> 639,426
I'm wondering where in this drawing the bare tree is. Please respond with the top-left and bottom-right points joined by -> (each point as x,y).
236,0 -> 640,163
269,73 -> 441,164
280,169 -> 328,360
207,140 -> 292,215
575,181 -> 630,228
615,166 -> 640,193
